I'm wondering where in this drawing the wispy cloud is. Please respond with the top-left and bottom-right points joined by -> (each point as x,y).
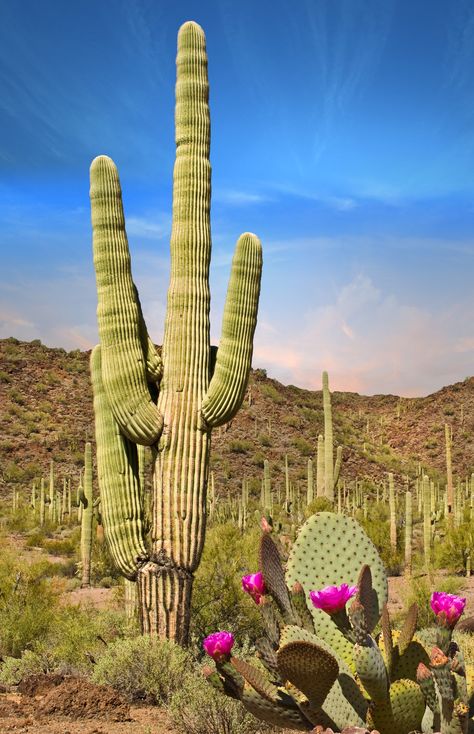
213,188 -> 273,206
127,212 -> 171,240
252,273 -> 474,397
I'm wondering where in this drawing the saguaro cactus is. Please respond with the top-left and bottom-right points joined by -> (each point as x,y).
445,423 -> 454,516
90,22 -> 262,644
80,442 -> 93,587
322,372 -> 342,502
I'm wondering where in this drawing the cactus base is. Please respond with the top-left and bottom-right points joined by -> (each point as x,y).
137,558 -> 193,645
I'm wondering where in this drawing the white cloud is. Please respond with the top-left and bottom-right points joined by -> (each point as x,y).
213,189 -> 272,206
252,273 -> 474,397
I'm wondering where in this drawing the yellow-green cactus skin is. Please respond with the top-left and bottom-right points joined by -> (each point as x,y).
89,21 -> 262,644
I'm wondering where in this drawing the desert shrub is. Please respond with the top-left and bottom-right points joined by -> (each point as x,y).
168,664 -> 277,734
453,630 -> 474,665
0,649 -> 57,685
99,576 -> 115,588
281,414 -> 299,428
228,439 -> 252,454
359,513 -> 403,576
92,636 -> 191,703
434,520 -> 474,574
259,383 -> 283,404
43,535 -> 77,556
304,497 -> 333,516
292,437 -> 313,456
0,553 -> 58,657
41,607 -> 131,674
190,523 -> 263,647
91,532 -> 122,583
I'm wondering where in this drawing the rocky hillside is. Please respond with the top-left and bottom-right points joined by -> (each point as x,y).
1,337 -> 473,501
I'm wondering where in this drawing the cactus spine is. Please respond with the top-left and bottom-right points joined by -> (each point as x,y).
89,22 -> 262,643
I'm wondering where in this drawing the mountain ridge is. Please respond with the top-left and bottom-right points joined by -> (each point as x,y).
1,336 -> 472,501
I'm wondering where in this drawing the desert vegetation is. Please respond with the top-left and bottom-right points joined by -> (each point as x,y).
1,12 -> 474,734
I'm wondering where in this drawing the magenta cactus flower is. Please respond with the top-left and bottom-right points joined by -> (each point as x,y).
242,571 -> 267,604
430,591 -> 466,627
309,583 -> 358,614
203,631 -> 235,662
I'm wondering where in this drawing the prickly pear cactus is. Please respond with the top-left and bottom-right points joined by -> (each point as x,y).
204,512 -> 473,733
286,512 -> 387,667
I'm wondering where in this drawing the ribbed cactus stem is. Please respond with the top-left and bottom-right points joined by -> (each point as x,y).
81,442 -> 94,587
124,578 -> 138,620
316,434 -> 324,497
284,454 -> 290,506
334,445 -> 343,487
405,490 -> 412,574
322,371 -> 334,501
67,478 -> 72,522
31,482 -> 36,510
306,458 -> 314,505
209,470 -> 215,520
90,22 -> 262,643
423,474 -> 431,572
49,459 -> 54,521
470,474 -> 474,522
445,423 -> 454,516
61,478 -> 67,522
389,473 -> 396,551
39,478 -> 45,526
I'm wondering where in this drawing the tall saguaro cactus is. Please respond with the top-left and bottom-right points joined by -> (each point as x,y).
90,22 -> 262,644
321,372 -> 343,502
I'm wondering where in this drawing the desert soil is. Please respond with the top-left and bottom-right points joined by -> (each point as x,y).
0,675 -> 179,733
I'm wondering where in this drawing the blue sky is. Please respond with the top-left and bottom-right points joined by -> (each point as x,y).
1,0 -> 474,396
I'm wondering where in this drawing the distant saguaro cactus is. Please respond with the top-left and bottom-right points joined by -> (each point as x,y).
90,22 -> 262,644
80,442 -> 93,588
322,372 -> 343,502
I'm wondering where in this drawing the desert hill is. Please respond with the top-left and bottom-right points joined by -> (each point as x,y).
0,336 -> 472,500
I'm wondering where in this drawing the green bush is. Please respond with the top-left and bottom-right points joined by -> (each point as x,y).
168,664 -> 276,734
434,520 -> 474,574
41,607 -> 131,674
92,636 -> 191,703
228,439 -> 253,454
0,649 -> 56,685
292,437 -> 313,456
259,383 -> 283,404
0,553 -> 58,657
190,523 -> 263,647
358,511 -> 403,576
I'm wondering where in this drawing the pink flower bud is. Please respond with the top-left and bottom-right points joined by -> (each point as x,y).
242,571 -> 267,604
203,631 -> 235,662
309,583 -> 358,614
430,591 -> 466,627
260,516 -> 273,533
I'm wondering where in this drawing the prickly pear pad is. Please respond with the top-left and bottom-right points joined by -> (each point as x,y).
286,513 -> 388,667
